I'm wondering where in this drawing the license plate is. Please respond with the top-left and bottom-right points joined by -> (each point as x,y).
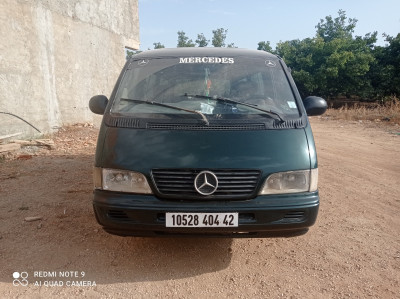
166,212 -> 238,228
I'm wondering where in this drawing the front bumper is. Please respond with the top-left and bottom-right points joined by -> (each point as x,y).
92,190 -> 319,237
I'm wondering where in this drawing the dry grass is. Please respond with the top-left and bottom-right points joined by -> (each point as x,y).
324,97 -> 400,125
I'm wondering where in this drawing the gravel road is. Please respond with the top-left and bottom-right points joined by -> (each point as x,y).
1,118 -> 399,298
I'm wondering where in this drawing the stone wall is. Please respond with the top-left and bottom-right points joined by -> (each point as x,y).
0,0 -> 139,137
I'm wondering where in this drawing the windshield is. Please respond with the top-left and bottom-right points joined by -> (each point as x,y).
112,56 -> 300,118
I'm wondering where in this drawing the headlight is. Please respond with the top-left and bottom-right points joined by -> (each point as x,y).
93,167 -> 153,194
259,169 -> 318,195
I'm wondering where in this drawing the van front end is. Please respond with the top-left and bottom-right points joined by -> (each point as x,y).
91,124 -> 320,237
89,48 -> 326,237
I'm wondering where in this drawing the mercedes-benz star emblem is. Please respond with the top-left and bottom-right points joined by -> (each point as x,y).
265,60 -> 276,67
194,171 -> 218,195
138,59 -> 149,66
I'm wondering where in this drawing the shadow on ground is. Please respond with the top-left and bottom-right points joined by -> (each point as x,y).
0,155 -> 233,285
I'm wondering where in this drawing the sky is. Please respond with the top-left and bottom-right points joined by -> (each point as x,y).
138,0 -> 400,51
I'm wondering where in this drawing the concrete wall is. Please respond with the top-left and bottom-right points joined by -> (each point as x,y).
0,0 -> 139,138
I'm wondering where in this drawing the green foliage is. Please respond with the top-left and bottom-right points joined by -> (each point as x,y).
384,34 -> 400,96
126,49 -> 135,60
275,10 -> 377,99
125,49 -> 141,60
257,41 -> 273,52
153,42 -> 165,49
271,9 -> 399,100
212,28 -> 228,47
316,9 -> 357,42
196,33 -> 209,47
368,34 -> 400,98
172,29 -> 233,48
177,31 -> 195,47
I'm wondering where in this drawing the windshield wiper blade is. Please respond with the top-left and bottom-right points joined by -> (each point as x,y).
182,94 -> 285,123
120,98 -> 209,126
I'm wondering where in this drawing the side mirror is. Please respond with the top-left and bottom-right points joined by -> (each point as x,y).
89,95 -> 109,115
303,96 -> 327,116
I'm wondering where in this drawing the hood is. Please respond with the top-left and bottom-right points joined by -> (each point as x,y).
98,127 -> 311,178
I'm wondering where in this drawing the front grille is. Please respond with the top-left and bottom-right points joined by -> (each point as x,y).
151,169 -> 261,199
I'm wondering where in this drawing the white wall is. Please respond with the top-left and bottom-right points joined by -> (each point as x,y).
0,0 -> 139,137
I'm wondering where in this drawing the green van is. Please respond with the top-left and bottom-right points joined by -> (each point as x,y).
89,48 -> 327,237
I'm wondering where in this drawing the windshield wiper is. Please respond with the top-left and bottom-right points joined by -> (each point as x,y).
120,98 -> 209,126
182,94 -> 285,123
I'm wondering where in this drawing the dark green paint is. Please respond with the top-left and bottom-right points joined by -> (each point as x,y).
97,127 -> 312,179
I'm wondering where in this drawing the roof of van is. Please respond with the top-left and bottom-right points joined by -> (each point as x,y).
132,47 -> 279,60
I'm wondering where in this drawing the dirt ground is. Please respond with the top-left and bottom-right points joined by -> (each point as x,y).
0,118 -> 399,298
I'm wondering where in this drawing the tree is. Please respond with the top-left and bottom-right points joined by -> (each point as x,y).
275,38 -> 322,97
368,33 -> 400,99
125,49 -> 141,60
382,34 -> 400,97
257,41 -> 273,52
177,31 -> 195,47
196,33 -> 209,47
316,9 -> 357,42
212,28 -> 228,47
153,42 -> 165,49
276,10 -> 376,99
151,28 -> 235,49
